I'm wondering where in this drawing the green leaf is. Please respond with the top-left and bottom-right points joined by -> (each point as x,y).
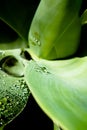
0,37 -> 28,50
28,0 -> 82,59
0,69 -> 30,128
25,57 -> 87,130
0,0 -> 40,41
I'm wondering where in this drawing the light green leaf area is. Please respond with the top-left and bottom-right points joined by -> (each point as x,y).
0,69 -> 30,127
25,57 -> 87,130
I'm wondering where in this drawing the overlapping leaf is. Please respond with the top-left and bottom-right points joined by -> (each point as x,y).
0,49 -> 30,129
25,57 -> 87,130
0,68 -> 30,128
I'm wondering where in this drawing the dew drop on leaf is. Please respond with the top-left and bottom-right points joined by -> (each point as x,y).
35,66 -> 50,74
29,32 -> 41,46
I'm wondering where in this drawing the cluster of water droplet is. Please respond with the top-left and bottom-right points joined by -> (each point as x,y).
35,65 -> 50,74
29,32 -> 41,46
0,96 -> 14,126
0,69 -> 30,127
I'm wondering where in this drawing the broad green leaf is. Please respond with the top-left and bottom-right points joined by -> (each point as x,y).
0,0 -> 40,41
25,57 -> 87,130
0,69 -> 30,128
28,0 -> 82,59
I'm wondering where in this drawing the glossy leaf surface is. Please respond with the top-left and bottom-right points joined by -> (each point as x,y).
0,70 -> 30,127
25,57 -> 87,130
29,0 -> 82,59
0,49 -> 30,128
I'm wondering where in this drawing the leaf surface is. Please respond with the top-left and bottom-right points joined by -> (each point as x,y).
0,49 -> 30,128
29,0 -> 82,59
25,57 -> 87,130
0,70 -> 30,127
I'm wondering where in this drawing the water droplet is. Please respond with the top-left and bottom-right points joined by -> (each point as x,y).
2,80 -> 6,85
0,51 -> 5,56
35,66 -> 50,74
3,74 -> 6,77
30,32 -> 41,46
37,41 -> 41,46
2,97 -> 7,103
16,101 -> 19,105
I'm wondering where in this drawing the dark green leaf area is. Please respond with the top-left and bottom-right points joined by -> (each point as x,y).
0,20 -> 18,43
0,70 -> 30,127
0,20 -> 28,50
0,0 -> 40,41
